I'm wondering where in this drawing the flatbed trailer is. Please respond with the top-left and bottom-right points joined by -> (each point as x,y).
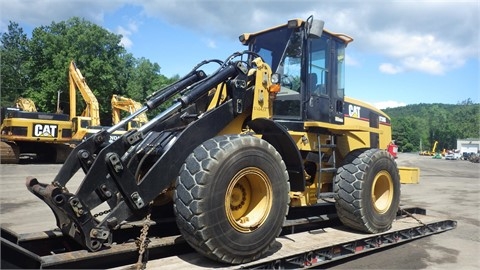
1,207 -> 456,269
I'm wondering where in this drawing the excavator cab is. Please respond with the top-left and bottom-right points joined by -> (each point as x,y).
242,18 -> 352,128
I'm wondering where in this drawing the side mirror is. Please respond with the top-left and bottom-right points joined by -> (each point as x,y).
308,19 -> 324,39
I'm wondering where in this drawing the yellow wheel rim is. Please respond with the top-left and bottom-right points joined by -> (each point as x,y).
371,170 -> 394,214
225,167 -> 272,233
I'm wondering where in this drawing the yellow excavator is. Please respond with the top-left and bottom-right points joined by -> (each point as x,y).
419,140 -> 438,156
0,61 -> 125,163
68,61 -> 101,141
15,97 -> 38,112
1,96 -> 73,163
111,94 -> 148,130
68,61 -> 126,144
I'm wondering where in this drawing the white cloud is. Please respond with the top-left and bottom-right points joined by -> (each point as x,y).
204,38 -> 217,49
345,54 -> 359,66
371,31 -> 469,75
0,0 -> 125,29
116,21 -> 139,49
402,56 -> 445,75
373,100 -> 407,110
117,26 -> 133,49
379,63 -> 403,74
133,0 -> 479,76
127,20 -> 138,33
2,0 -> 479,77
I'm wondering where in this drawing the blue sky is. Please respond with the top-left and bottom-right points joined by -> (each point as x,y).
1,0 -> 479,109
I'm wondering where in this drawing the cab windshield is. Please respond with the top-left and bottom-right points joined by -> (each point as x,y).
249,26 -> 305,119
249,26 -> 297,74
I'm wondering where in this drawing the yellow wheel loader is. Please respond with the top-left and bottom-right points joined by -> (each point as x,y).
8,17 -> 439,267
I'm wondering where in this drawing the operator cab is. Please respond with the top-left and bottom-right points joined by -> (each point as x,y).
241,18 -> 352,129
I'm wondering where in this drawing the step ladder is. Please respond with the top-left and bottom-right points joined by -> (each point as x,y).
316,134 -> 337,201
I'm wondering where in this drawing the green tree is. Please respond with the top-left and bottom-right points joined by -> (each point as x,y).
2,17 -> 182,126
391,116 -> 424,152
385,103 -> 480,152
124,57 -> 162,101
0,21 -> 30,106
25,17 -> 128,123
121,57 -> 179,118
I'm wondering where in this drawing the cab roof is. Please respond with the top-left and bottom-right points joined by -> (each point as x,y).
239,18 -> 354,46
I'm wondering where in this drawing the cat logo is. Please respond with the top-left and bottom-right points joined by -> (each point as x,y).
33,124 -> 58,137
348,104 -> 361,118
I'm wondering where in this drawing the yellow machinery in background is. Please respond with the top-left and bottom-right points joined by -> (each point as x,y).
0,61 -> 126,163
1,97 -> 73,163
15,97 -> 38,112
111,94 -> 148,130
420,140 -> 438,156
68,61 -> 126,144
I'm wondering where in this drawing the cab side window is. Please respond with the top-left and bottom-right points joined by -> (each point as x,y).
308,36 -> 328,96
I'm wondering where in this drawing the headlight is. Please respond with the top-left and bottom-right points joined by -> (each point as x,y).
271,73 -> 280,84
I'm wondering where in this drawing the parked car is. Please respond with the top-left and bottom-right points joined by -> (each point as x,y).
462,152 -> 474,160
445,152 -> 461,160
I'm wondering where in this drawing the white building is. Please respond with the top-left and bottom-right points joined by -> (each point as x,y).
457,138 -> 480,154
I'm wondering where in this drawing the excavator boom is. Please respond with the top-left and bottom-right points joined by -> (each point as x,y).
69,61 -> 100,126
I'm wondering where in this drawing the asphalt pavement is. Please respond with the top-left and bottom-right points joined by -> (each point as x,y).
0,153 -> 479,269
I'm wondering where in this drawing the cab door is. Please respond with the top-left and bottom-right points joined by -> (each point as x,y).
305,35 -> 345,124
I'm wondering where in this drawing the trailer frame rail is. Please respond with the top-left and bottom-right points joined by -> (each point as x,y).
1,207 -> 456,269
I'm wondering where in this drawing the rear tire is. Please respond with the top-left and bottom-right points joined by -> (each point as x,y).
334,148 -> 400,233
174,134 -> 289,264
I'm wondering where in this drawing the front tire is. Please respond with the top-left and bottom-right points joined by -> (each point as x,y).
174,134 -> 289,264
334,148 -> 400,233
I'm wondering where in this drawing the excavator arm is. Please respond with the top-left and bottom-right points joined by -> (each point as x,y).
432,140 -> 439,153
69,61 -> 101,126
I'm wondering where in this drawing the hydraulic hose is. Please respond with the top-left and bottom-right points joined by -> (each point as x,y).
179,63 -> 240,106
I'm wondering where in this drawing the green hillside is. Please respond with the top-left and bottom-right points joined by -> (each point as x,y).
382,100 -> 480,152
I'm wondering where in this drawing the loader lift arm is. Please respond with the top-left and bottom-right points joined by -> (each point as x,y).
26,56 -> 255,252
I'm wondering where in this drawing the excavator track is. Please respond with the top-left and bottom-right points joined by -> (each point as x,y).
0,141 -> 72,164
52,143 -> 73,163
0,141 -> 20,164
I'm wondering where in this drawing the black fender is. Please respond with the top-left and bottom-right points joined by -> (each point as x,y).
247,118 -> 305,191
